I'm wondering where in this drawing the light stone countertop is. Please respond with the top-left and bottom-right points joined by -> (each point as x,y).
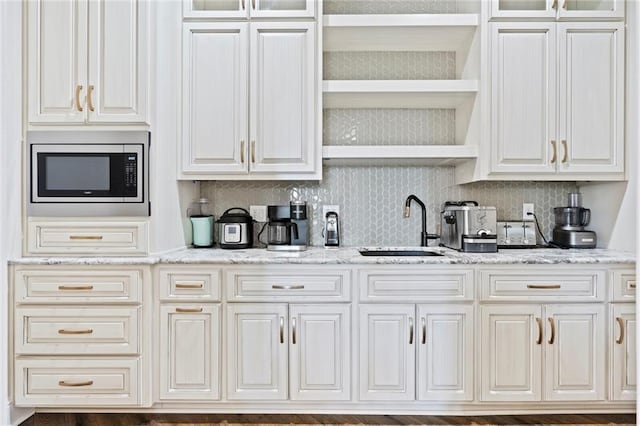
9,246 -> 636,266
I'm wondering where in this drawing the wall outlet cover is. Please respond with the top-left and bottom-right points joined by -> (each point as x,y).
322,205 -> 340,218
522,203 -> 535,221
249,205 -> 267,222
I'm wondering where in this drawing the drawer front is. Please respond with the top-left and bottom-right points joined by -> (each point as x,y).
159,269 -> 221,301
359,269 -> 474,302
15,358 -> 140,407
611,270 -> 636,302
28,220 -> 148,255
15,269 -> 142,304
225,268 -> 351,302
15,307 -> 140,355
480,270 -> 605,302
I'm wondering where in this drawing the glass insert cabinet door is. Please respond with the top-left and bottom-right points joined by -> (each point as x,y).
490,0 -> 623,19
184,0 -> 315,18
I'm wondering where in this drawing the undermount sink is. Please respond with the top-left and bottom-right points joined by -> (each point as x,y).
358,249 -> 444,257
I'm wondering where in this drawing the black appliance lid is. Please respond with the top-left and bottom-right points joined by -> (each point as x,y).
218,207 -> 253,224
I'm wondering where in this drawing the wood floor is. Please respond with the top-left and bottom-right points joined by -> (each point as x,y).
19,413 -> 637,426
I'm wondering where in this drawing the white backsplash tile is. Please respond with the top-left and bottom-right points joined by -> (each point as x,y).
324,0 -> 458,14
324,52 -> 456,80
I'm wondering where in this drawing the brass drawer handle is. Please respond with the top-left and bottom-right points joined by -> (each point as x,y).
69,235 -> 103,241
175,283 -> 204,289
58,285 -> 94,291
421,317 -> 426,345
551,0 -> 558,9
59,380 -> 93,387
279,316 -> 284,344
561,140 -> 568,163
616,317 -> 625,344
251,141 -> 256,163
240,140 -> 245,164
251,0 -> 255,9
527,284 -> 561,289
409,317 -> 414,345
58,329 -> 94,335
272,285 -> 304,290
550,140 -> 557,164
562,0 -> 567,9
87,84 -> 95,112
241,0 -> 245,10
175,307 -> 203,313
536,317 -> 543,344
292,317 -> 297,345
548,317 -> 555,344
75,84 -> 84,112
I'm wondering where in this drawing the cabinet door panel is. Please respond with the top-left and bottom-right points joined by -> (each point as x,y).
182,23 -> 248,175
250,22 -> 316,174
226,303 -> 288,400
490,0 -> 557,19
558,0 -> 624,19
417,304 -> 473,401
611,304 -> 636,401
88,0 -> 147,123
28,0 -> 87,123
252,0 -> 315,18
159,304 -> 220,400
490,23 -> 556,175
481,305 -> 542,401
558,23 -> 624,174
359,305 -> 415,401
183,0 -> 249,19
289,304 -> 350,401
544,304 -> 605,401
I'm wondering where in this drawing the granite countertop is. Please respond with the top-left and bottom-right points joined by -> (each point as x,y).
9,246 -> 636,265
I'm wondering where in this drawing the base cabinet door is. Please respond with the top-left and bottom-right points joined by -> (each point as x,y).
359,304 -> 415,401
611,304 -> 636,401
544,305 -> 605,401
481,305 -> 542,402
289,304 -> 350,401
159,304 -> 220,400
226,303 -> 288,400
417,304 -> 473,401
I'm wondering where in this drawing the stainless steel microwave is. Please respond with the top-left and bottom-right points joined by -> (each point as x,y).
27,131 -> 150,217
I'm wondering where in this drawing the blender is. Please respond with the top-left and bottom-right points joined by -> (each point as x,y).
551,192 -> 597,248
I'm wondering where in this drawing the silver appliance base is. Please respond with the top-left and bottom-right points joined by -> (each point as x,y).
552,228 -> 597,248
267,244 -> 308,252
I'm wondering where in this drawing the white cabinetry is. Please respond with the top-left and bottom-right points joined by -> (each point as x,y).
490,21 -> 624,178
27,0 -> 148,125
489,0 -> 624,20
184,0 -> 315,19
610,269 -> 636,401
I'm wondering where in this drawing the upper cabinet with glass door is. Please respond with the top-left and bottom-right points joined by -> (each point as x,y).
490,0 -> 624,20
184,0 -> 315,19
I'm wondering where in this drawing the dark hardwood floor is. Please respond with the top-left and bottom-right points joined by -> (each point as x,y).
19,413 -> 637,426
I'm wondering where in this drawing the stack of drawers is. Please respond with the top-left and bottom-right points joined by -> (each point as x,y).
13,267 -> 146,407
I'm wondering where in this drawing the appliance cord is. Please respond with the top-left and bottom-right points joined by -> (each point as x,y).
527,212 -> 564,249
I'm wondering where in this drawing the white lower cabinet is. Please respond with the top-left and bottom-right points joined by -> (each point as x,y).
481,304 -> 605,402
159,304 -> 220,400
611,303 -> 636,401
359,304 -> 473,401
226,303 -> 350,401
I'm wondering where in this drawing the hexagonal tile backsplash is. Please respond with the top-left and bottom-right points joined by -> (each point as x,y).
324,0 -> 458,14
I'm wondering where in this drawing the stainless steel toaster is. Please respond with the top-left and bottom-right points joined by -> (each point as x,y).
440,201 -> 498,252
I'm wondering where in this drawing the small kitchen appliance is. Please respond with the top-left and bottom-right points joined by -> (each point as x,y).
190,198 -> 214,247
324,211 -> 340,247
440,201 -> 498,253
265,202 -> 309,251
551,192 -> 597,248
216,208 -> 253,249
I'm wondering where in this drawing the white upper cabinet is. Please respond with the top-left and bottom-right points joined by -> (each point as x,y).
490,0 -> 624,20
184,0 -> 315,19
28,0 -> 148,125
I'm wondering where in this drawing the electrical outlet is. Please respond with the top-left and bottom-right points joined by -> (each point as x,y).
249,205 -> 267,222
322,205 -> 340,219
523,203 -> 535,221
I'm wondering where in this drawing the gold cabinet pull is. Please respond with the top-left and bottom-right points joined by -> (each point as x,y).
616,317 -> 625,344
550,140 -> 557,164
551,0 -> 558,9
58,285 -> 93,291
251,0 -> 255,9
279,316 -> 284,344
175,307 -> 203,313
272,285 -> 304,290
251,141 -> 256,163
75,84 -> 84,112
562,0 -> 567,9
628,280 -> 636,289
241,0 -> 245,10
175,282 -> 204,289
58,329 -> 93,335
409,317 -> 414,345
59,380 -> 93,387
87,85 -> 95,112
69,235 -> 103,241
561,140 -> 568,163
240,140 -> 245,164
535,317 -> 543,345
548,317 -> 555,344
421,317 -> 426,345
292,317 -> 297,345
527,284 -> 561,289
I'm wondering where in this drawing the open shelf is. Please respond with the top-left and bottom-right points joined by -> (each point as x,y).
323,14 -> 479,52
323,80 -> 478,108
322,144 -> 478,166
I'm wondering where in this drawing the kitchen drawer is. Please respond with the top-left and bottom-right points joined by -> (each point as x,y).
27,219 -> 148,256
14,269 -> 142,304
359,269 -> 474,302
480,269 -> 605,302
611,269 -> 636,302
14,358 -> 140,407
225,267 -> 351,302
158,268 -> 221,301
15,307 -> 140,355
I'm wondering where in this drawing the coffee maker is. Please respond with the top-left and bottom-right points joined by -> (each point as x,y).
265,201 -> 309,251
551,192 -> 597,248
